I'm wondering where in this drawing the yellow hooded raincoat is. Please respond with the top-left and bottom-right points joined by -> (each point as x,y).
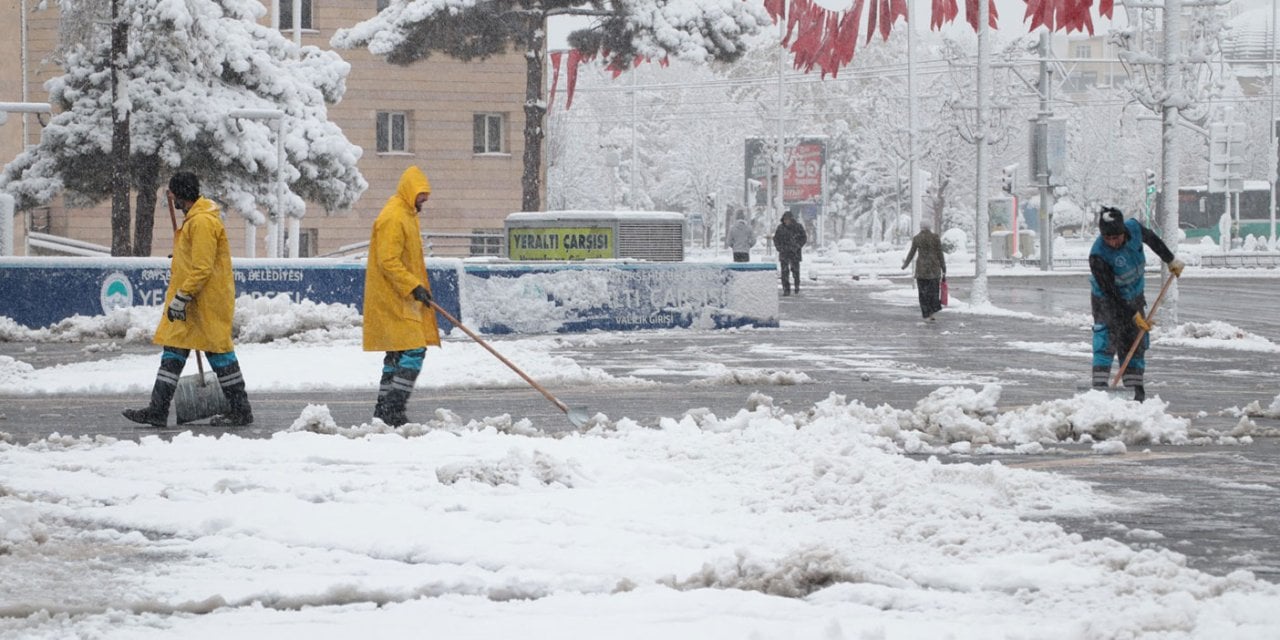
152,197 -> 236,353
362,166 -> 441,352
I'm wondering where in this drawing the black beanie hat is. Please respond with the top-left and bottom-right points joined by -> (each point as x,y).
168,172 -> 200,203
1098,207 -> 1126,236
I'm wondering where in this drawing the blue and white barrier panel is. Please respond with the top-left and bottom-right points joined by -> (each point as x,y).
0,258 -> 777,334
0,257 -> 460,332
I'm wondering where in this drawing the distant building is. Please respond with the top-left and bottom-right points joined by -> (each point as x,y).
1057,34 -> 1124,94
0,0 -> 531,257
1221,8 -> 1277,96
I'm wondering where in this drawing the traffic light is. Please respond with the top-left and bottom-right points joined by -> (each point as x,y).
706,193 -> 717,211
1144,169 -> 1157,193
1000,164 -> 1017,194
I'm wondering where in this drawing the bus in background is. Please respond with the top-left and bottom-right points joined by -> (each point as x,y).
1172,181 -> 1277,243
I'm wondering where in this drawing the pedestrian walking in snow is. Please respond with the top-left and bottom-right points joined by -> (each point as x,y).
728,213 -> 755,262
1089,206 -> 1184,401
362,165 -> 441,426
772,210 -> 807,295
901,220 -> 946,321
123,172 -> 254,427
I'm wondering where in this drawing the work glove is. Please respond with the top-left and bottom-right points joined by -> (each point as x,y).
1168,259 -> 1185,278
411,285 -> 433,306
167,292 -> 192,322
1133,311 -> 1153,332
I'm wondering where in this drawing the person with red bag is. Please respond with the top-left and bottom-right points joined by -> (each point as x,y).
902,219 -> 947,321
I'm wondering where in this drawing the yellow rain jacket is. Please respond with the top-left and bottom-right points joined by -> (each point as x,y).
153,197 -> 236,353
362,166 -> 441,352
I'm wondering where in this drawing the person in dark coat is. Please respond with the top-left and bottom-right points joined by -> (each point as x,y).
772,210 -> 807,295
1089,206 -> 1184,402
901,219 -> 947,320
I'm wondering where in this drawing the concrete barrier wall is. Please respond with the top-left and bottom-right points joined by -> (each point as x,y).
0,258 -> 777,333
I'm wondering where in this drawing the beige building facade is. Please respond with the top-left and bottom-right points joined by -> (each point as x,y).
0,0 -> 531,257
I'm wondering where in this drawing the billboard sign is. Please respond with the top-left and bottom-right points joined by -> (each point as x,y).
744,138 -> 826,206
507,226 -> 615,260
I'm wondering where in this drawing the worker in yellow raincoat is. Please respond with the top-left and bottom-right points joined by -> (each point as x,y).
363,165 -> 440,426
123,172 -> 254,427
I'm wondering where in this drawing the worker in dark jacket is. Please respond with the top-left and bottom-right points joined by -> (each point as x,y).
1089,206 -> 1185,401
772,210 -> 807,296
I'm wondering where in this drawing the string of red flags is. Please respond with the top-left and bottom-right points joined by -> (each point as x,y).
549,0 -> 1115,104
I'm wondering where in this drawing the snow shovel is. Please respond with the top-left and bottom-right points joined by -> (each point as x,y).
175,350 -> 231,424
428,300 -> 591,428
163,191 -> 231,424
1077,274 -> 1175,395
1110,273 -> 1175,388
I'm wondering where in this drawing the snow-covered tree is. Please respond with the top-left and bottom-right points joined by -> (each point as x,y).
1,0 -> 366,256
332,0 -> 771,213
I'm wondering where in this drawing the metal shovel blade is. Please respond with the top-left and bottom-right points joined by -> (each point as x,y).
566,406 -> 591,428
174,372 -> 231,424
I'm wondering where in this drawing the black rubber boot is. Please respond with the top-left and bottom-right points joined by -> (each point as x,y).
373,356 -> 397,422
1133,385 -> 1146,402
123,355 -> 183,427
380,366 -> 421,427
210,361 -> 254,427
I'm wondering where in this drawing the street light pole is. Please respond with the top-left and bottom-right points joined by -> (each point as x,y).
972,0 -> 991,305
0,102 -> 52,257
1036,31 -> 1054,271
228,108 -> 286,258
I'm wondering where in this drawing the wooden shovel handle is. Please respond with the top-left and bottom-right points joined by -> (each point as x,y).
1111,274 -> 1175,387
427,300 -> 571,415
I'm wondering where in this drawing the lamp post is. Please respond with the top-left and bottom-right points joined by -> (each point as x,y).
227,108 -> 286,258
0,102 -> 52,256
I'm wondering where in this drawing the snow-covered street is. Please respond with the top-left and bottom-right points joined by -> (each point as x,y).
3,258 -> 1279,638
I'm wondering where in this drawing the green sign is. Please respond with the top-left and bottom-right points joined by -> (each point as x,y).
508,227 -> 614,260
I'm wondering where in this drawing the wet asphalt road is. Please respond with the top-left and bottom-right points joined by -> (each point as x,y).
1,271 -> 1278,580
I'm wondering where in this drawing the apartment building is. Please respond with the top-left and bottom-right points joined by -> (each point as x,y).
1058,34 -> 1125,94
0,0 -> 530,257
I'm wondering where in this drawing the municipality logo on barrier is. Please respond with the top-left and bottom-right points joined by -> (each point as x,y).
100,271 -> 134,313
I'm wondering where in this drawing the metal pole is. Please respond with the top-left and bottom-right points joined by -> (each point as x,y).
276,118 -> 288,258
292,0 -> 301,48
229,108 -> 286,258
1270,0 -> 1277,248
1160,0 -> 1183,321
908,0 -> 920,233
775,8 -> 786,232
972,0 -> 990,304
630,66 -> 637,209
0,193 -> 14,256
20,0 -> 29,149
1037,31 -> 1054,271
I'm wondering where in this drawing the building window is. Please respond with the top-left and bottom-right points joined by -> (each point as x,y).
1074,44 -> 1091,59
289,228 -> 320,257
473,113 -> 505,154
279,0 -> 313,30
469,230 -> 504,256
376,112 -> 408,153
